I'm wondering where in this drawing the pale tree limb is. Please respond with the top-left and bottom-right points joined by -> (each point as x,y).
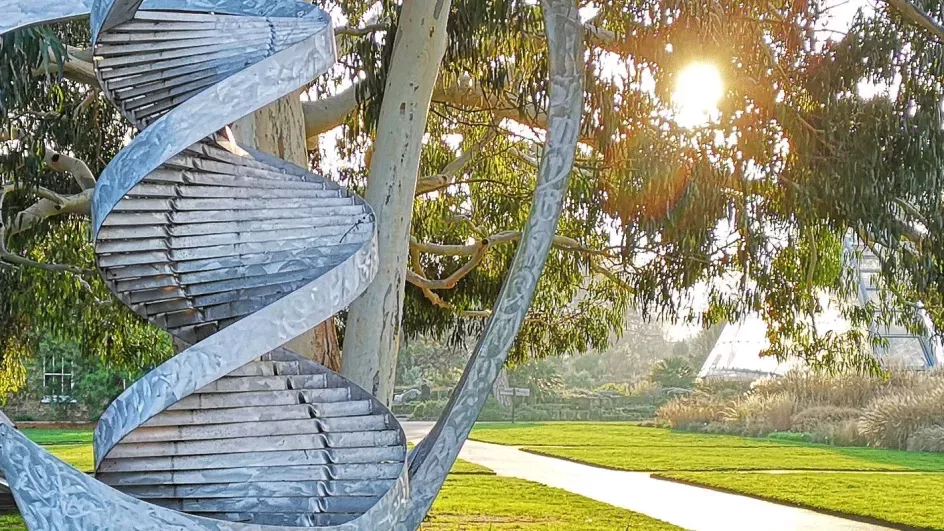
3,147 -> 96,239
303,85 -> 360,148
886,0 -> 944,40
407,228 -> 627,319
334,23 -> 390,38
302,19 -> 642,143
304,76 -> 591,142
32,46 -> 98,87
415,119 -> 499,195
410,230 -> 611,257
408,244 -> 491,318
43,148 -> 96,190
0,183 -> 94,275
0,148 -> 97,275
407,242 -> 489,290
5,188 -> 93,239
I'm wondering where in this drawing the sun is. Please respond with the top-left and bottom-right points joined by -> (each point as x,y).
672,62 -> 724,128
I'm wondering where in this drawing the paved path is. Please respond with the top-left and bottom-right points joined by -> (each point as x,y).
403,422 -> 894,531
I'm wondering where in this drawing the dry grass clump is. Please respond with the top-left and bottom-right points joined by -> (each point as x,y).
722,393 -> 795,436
906,425 -> 944,452
859,382 -> 944,450
791,406 -> 862,433
753,368 -> 918,409
658,368 -> 944,451
655,394 -> 725,430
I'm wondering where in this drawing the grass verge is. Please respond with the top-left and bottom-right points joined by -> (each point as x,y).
473,422 -> 944,472
654,472 -> 944,531
425,474 -> 680,530
520,445 -> 944,472
471,422 -> 791,448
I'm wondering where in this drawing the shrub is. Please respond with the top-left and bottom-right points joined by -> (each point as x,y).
695,378 -> 752,399
594,382 -> 632,397
649,357 -> 697,389
477,396 -> 509,421
768,431 -> 813,443
859,382 -> 944,449
657,395 -> 726,430
409,399 -> 448,421
511,404 -> 545,422
791,406 -> 862,433
907,425 -> 944,452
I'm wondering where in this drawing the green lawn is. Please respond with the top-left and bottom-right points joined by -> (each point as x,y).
19,429 -> 93,446
0,429 -> 679,531
425,475 -> 678,530
470,422 -> 944,530
521,445 -> 944,472
656,472 -> 944,531
473,422 -> 944,472
471,422 -> 793,447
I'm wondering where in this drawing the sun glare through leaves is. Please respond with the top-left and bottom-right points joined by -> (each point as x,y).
672,62 -> 724,128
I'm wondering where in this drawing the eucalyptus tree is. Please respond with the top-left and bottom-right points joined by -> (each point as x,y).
3,0 -> 944,402
330,0 -> 944,393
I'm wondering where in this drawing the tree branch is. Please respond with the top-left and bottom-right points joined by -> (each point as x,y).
334,23 -> 390,37
303,75 -> 598,144
886,0 -> 944,40
32,46 -> 98,87
0,183 -> 94,275
415,120 -> 499,194
408,242 -> 489,290
303,83 -> 361,146
408,244 -> 491,318
44,148 -> 97,190
411,230 -> 610,257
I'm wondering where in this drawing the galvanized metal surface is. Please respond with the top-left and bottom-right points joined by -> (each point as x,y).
0,0 -> 412,529
0,0 -> 584,529
0,0 -> 319,34
401,1 -> 585,527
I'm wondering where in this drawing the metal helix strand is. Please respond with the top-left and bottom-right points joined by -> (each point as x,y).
400,1 -> 584,527
0,0 -> 412,529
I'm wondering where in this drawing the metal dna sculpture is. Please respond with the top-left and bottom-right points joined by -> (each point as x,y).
0,0 -> 584,529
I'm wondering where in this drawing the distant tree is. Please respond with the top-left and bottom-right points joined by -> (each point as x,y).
649,357 -> 697,389
508,358 -> 565,401
395,336 -> 467,388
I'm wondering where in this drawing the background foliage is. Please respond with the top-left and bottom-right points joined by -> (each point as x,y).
4,1 -> 944,393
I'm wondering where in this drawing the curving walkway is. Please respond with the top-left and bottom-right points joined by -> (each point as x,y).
404,422 -> 895,531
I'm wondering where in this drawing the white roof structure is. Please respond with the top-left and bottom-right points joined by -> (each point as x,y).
698,315 -> 797,380
700,237 -> 939,380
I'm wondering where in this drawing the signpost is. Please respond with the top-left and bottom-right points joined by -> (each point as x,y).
499,387 -> 531,423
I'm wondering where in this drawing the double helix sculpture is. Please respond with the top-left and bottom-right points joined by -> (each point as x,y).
0,0 -> 584,529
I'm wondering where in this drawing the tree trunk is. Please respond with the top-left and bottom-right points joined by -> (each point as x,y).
341,0 -> 453,404
231,91 -> 342,372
